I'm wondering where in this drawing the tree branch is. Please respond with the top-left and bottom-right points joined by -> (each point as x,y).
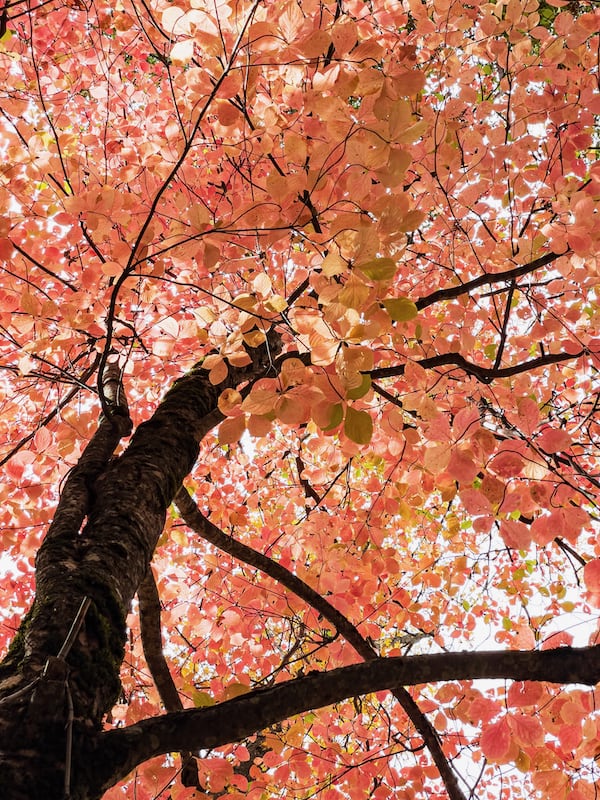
90,644 -> 600,795
175,488 -> 465,800
138,570 -> 199,787
9,239 -> 77,292
415,253 -> 562,311
35,363 -> 132,568
370,350 -> 585,384
0,356 -> 100,469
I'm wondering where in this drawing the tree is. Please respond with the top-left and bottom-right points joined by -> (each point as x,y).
0,0 -> 599,797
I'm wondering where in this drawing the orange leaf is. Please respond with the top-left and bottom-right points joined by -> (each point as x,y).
208,358 -> 228,385
584,559 -> 600,595
538,427 -> 572,454
447,448 -> 478,484
241,381 -> 278,415
508,713 -> 544,748
218,415 -> 246,445
507,682 -> 544,708
246,414 -> 273,438
218,388 -> 242,416
500,519 -> 532,550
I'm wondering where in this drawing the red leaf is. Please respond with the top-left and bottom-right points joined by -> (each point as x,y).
499,519 -> 532,550
508,713 -> 544,748
538,427 -> 572,454
480,717 -> 512,762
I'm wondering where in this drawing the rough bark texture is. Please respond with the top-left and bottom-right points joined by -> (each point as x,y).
0,342 -> 278,800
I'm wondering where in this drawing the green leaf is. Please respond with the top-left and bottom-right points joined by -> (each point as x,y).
323,403 -> 343,431
344,406 -> 373,444
346,374 -> 371,400
383,297 -> 418,322
357,258 -> 397,281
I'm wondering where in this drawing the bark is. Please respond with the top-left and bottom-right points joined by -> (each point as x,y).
0,340 -> 278,800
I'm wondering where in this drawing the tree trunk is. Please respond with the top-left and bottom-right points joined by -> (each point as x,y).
0,343 -> 276,800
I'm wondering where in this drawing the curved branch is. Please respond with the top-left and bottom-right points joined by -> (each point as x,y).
37,364 -> 131,544
370,350 -> 585,384
35,363 -> 132,587
138,570 -> 199,787
175,488 -> 465,800
91,644 -> 600,795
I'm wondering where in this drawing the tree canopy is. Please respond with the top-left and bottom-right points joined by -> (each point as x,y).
0,0 -> 599,798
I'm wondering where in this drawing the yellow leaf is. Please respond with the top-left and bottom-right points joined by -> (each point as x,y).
171,528 -> 187,546
344,406 -> 373,444
242,329 -> 266,347
233,294 -> 257,311
193,691 -> 215,708
356,257 -> 396,281
338,277 -> 370,309
383,297 -> 418,321
515,749 -> 530,773
324,403 -> 344,430
322,252 -> 347,277
222,682 -> 251,700
265,295 -> 287,312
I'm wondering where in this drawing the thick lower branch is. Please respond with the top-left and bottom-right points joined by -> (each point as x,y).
90,645 -> 600,795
